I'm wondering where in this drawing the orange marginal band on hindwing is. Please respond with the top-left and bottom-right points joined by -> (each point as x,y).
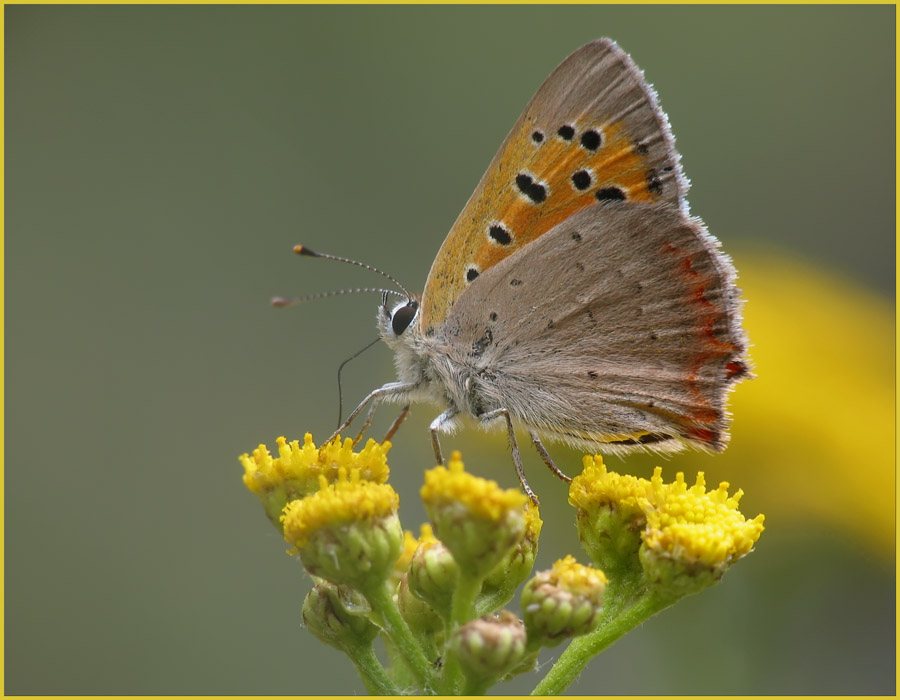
421,38 -> 688,331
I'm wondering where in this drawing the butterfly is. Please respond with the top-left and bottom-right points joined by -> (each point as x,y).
308,38 -> 749,503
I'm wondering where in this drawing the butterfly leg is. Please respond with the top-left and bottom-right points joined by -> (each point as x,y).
383,404 -> 411,442
328,382 -> 417,443
528,430 -> 572,483
352,400 -> 379,444
429,409 -> 457,465
480,408 -> 539,507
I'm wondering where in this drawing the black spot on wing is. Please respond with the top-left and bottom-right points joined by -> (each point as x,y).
515,173 -> 547,203
580,129 -> 602,151
557,124 -> 575,140
571,170 -> 592,191
488,224 -> 512,245
596,187 -> 626,202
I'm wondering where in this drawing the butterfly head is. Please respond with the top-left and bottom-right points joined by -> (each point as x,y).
378,293 -> 420,347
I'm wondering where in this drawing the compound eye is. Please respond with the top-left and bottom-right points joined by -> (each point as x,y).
391,301 -> 418,336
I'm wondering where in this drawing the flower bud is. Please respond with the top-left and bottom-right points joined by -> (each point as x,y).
451,610 -> 526,688
407,532 -> 459,622
302,581 -> 378,652
522,555 -> 606,647
397,574 -> 444,639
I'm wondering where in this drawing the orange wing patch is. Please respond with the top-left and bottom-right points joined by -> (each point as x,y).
421,116 -> 669,331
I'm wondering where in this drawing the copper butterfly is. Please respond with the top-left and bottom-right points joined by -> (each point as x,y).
299,38 -> 749,503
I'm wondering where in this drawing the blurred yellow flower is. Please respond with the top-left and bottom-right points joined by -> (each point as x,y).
695,251 -> 894,554
394,524 -> 437,584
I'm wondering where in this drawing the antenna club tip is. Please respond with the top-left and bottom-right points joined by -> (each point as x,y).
294,245 -> 317,256
270,296 -> 290,307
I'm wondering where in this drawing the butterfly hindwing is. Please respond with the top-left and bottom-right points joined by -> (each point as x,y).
420,38 -> 687,331
437,201 -> 748,452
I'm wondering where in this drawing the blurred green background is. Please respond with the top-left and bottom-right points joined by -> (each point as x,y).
6,4 -> 895,695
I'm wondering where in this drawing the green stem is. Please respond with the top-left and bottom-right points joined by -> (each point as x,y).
439,573 -> 485,694
531,592 -> 675,696
474,584 -> 517,617
382,638 -> 415,693
451,574 -> 483,627
462,674 -> 492,696
365,583 -> 433,693
351,644 -> 400,696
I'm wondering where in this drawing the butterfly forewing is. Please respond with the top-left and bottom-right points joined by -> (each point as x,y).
421,38 -> 687,330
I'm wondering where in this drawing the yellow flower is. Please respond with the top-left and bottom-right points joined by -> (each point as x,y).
569,454 -> 650,515
239,433 -> 391,527
421,452 -> 527,579
569,458 -> 764,595
568,454 -> 649,576
641,468 -> 765,576
421,452 -> 528,522
281,469 -> 402,593
522,555 -> 607,648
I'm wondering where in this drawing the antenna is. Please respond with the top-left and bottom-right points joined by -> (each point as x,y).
294,245 -> 413,300
271,288 -> 404,308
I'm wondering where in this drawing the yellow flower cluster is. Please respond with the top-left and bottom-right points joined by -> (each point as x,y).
569,455 -> 764,572
239,429 -> 766,695
240,433 -> 391,497
281,469 -> 399,548
570,455 -> 647,518
421,451 -> 527,521
643,469 -> 764,568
